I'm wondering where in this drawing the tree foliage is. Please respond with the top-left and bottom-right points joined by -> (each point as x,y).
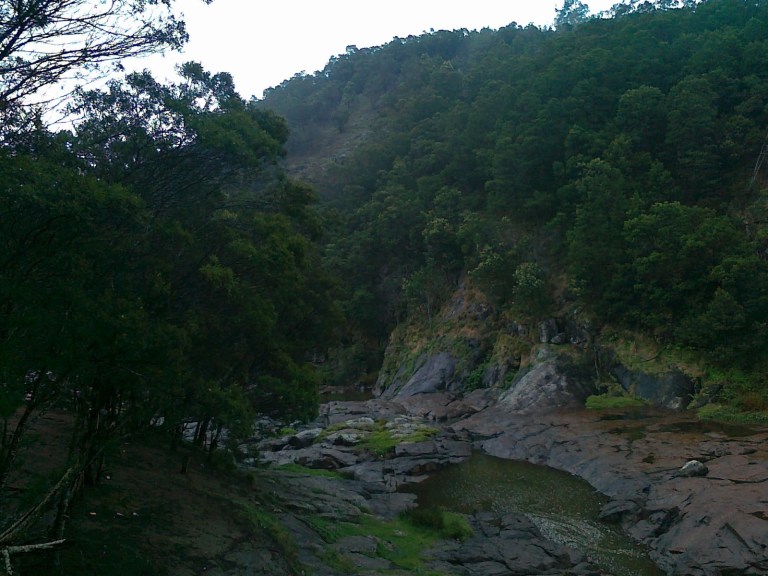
259,0 -> 768,376
0,62 -> 338,553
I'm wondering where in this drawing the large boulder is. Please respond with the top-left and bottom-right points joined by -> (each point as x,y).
498,346 -> 596,414
378,352 -> 457,400
611,364 -> 695,411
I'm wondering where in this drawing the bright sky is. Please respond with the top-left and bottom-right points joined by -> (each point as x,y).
139,0 -> 617,100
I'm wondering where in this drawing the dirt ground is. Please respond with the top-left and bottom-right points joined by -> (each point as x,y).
5,412 -> 288,576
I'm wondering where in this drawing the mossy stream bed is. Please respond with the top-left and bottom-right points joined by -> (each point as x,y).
402,453 -> 664,576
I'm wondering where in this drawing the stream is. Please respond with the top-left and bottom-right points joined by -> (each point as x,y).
403,452 -> 664,576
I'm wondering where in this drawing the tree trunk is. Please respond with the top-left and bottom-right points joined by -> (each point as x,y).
0,402 -> 35,490
194,418 -> 210,447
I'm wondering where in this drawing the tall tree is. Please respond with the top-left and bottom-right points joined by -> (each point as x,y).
0,0 -> 210,132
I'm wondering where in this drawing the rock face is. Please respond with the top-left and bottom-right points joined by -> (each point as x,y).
455,407 -> 768,576
499,346 -> 596,413
611,363 -> 696,410
377,351 -> 457,399
244,339 -> 767,576
427,512 -> 601,576
245,399 -> 610,576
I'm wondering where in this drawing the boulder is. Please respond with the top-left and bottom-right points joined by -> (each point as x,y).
675,459 -> 708,478
499,347 -> 596,413
611,364 -> 695,411
287,428 -> 323,448
382,352 -> 457,399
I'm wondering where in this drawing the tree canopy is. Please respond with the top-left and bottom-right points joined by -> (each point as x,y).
259,0 -> 768,379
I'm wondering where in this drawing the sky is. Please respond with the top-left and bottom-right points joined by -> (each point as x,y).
137,0 -> 618,101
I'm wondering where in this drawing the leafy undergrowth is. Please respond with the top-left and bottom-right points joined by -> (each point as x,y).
697,403 -> 768,426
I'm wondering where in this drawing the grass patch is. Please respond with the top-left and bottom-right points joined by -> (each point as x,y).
306,508 -> 470,574
697,403 -> 768,426
403,507 -> 473,541
354,514 -> 441,572
586,393 -> 647,410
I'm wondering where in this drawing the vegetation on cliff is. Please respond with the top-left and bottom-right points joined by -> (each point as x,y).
259,0 -> 768,415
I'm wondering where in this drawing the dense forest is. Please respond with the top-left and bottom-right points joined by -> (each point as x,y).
2,0 -> 768,568
260,0 -> 768,405
0,0 -> 337,564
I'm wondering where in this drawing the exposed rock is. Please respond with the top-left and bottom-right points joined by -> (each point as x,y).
380,352 -> 457,399
611,364 -> 695,411
675,459 -> 709,477
343,416 -> 376,430
498,347 -> 596,413
455,406 -> 768,576
287,427 -> 323,448
327,432 -> 361,446
599,499 -> 642,524
429,511 -> 597,575
245,388 -> 768,576
539,318 -> 565,344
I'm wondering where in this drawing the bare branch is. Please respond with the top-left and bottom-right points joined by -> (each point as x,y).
0,0 -> 189,125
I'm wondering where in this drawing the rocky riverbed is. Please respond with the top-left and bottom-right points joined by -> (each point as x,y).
243,389 -> 768,576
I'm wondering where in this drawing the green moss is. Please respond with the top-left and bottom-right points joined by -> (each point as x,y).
275,463 -> 343,478
358,425 -> 439,456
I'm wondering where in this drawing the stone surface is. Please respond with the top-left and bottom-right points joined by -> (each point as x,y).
611,364 -> 695,411
380,352 -> 457,399
676,459 -> 708,477
244,376 -> 768,576
453,406 -> 768,576
498,347 -> 596,413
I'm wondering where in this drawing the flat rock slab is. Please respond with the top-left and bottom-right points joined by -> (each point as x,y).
452,406 -> 768,576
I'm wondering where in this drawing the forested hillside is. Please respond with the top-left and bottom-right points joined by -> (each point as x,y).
260,0 -> 768,410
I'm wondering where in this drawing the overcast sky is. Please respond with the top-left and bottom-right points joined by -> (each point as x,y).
138,0 -> 617,100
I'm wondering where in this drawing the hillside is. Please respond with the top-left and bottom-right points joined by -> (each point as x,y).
258,0 -> 768,417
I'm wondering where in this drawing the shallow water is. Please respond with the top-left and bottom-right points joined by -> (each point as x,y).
402,453 -> 664,576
